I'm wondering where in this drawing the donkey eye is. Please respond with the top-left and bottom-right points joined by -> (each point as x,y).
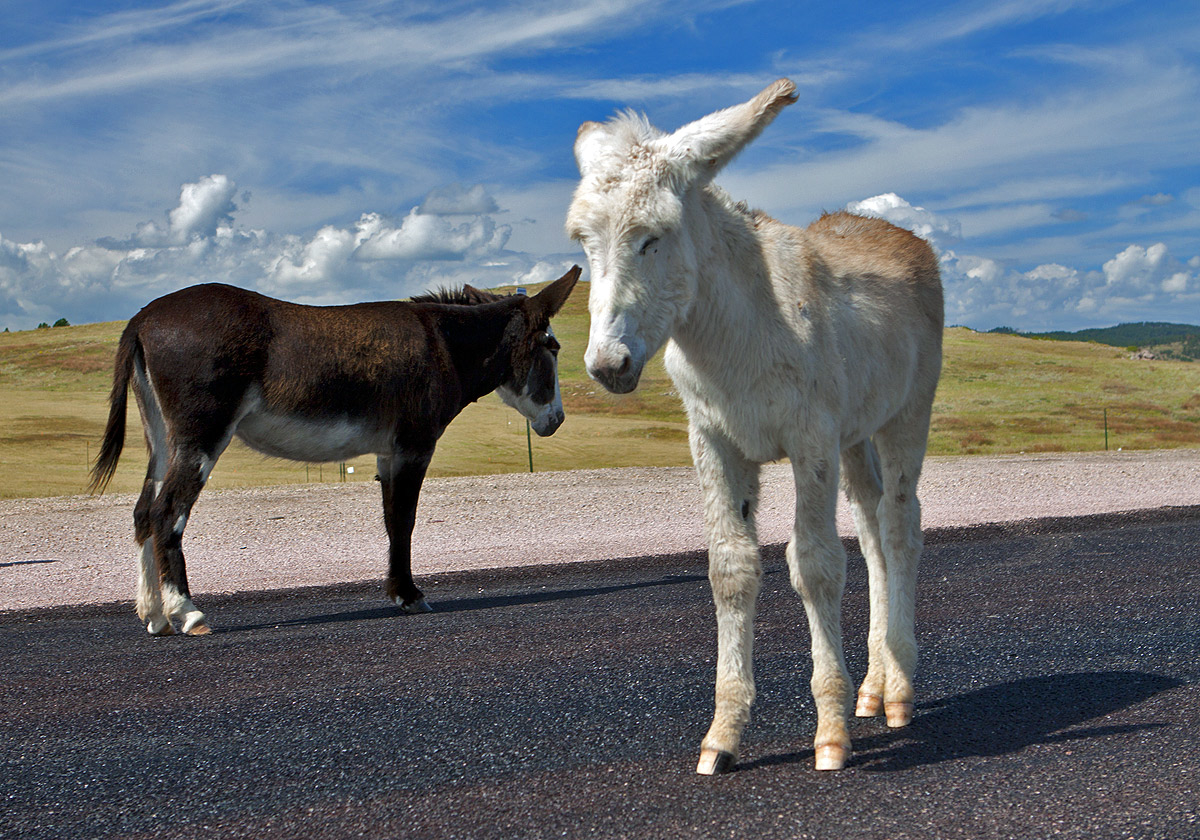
638,236 -> 659,256
534,333 -> 560,355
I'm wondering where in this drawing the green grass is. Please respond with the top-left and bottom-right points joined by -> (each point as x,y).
2,291 -> 1199,499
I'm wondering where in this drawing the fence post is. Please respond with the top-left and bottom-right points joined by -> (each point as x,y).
1104,408 -> 1108,451
526,419 -> 534,473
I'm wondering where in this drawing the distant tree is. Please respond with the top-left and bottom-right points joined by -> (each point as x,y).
987,326 -> 1018,334
1182,334 -> 1200,361
37,322 -> 50,329
52,318 -> 70,328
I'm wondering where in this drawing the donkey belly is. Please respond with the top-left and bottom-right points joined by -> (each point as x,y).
235,408 -> 389,463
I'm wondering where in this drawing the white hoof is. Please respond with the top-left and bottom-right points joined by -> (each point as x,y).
855,692 -> 883,718
696,748 -> 736,775
397,597 -> 433,614
885,702 -> 914,728
146,615 -> 173,636
814,744 -> 849,771
181,610 -> 211,636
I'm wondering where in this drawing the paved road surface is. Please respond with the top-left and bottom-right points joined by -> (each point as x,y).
3,507 -> 1198,839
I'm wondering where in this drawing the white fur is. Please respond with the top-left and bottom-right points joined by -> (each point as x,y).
234,388 -> 391,462
568,79 -> 944,772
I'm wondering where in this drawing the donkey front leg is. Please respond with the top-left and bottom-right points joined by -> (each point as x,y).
787,451 -> 854,770
378,451 -> 434,614
691,428 -> 762,775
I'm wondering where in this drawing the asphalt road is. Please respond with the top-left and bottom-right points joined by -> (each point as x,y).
3,508 -> 1199,840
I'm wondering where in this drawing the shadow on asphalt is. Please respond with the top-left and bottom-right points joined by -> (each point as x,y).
0,558 -> 58,568
222,571 -> 709,632
746,671 -> 1182,773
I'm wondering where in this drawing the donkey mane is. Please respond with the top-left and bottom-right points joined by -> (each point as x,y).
603,109 -> 665,147
409,286 -> 503,306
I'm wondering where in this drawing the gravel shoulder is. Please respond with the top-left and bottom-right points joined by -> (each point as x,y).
2,449 -> 1198,612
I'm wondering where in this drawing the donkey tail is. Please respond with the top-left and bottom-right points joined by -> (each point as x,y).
89,326 -> 139,494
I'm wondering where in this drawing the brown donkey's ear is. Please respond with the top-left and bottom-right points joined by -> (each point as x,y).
462,284 -> 503,304
531,265 -> 581,319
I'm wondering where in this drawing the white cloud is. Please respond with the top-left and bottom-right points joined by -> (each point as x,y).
847,195 -> 1199,330
0,176 -> 531,329
846,193 -> 961,250
167,174 -> 237,242
352,210 -> 508,262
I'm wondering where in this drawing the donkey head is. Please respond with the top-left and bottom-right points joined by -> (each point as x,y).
494,265 -> 580,436
566,79 -> 797,393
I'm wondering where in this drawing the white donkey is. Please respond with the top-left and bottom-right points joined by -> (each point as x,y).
567,79 -> 943,774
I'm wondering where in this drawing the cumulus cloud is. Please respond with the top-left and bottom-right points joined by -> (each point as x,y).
168,174 -> 238,241
849,193 -> 1199,330
0,176 -> 543,329
845,193 -> 962,251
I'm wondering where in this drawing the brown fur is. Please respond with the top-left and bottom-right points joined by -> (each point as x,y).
91,268 -> 579,632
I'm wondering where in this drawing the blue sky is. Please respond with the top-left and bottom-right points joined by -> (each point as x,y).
1,0 -> 1197,331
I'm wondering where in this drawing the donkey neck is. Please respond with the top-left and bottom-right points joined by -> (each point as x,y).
435,300 -> 522,404
672,189 -> 790,371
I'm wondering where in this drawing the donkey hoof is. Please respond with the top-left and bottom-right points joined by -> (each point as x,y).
885,702 -> 914,728
696,748 -> 736,775
146,617 -> 174,636
398,597 -> 433,614
855,692 -> 883,718
181,612 -> 211,636
814,744 -> 849,771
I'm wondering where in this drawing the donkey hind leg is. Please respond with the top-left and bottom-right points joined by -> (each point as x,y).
871,411 -> 934,729
134,461 -> 170,635
148,444 -> 225,636
787,449 -> 854,770
840,440 -> 892,721
378,450 -> 434,614
131,367 -> 172,635
691,429 -> 762,776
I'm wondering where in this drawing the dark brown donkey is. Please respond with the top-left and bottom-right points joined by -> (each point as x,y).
90,266 -> 580,636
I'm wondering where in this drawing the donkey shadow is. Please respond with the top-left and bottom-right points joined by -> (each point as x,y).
748,671 -> 1182,772
224,571 -> 707,633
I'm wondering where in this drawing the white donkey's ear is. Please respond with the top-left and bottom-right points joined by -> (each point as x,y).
659,78 -> 797,185
574,121 -> 610,177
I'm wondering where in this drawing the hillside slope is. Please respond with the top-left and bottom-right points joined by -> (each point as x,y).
2,287 -> 1199,498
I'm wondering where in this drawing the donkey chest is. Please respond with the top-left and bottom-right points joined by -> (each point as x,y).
665,343 -> 808,462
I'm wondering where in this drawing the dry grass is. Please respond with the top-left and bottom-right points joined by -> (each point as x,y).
3,299 -> 1199,499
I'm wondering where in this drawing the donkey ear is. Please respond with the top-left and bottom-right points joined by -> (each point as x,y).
659,78 -> 797,185
531,265 -> 581,319
574,121 -> 610,177
462,284 -> 502,304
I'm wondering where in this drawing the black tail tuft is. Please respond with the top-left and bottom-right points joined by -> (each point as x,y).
88,328 -> 138,494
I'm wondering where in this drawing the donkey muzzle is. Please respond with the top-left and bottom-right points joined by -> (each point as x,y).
530,404 -> 565,437
586,340 -> 644,394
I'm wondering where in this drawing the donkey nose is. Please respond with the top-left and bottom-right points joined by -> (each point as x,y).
587,344 -> 641,394
532,405 -> 565,437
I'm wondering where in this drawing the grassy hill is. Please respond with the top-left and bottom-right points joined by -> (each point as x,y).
990,322 -> 1200,360
3,286 -> 1199,498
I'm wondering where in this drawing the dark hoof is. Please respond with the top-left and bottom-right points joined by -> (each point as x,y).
696,749 -> 736,775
